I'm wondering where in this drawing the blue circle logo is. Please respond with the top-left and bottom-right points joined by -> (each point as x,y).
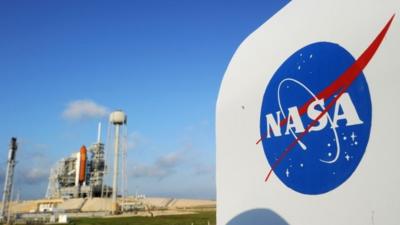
259,42 -> 372,195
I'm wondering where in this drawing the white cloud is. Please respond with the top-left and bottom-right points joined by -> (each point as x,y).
130,151 -> 185,180
62,99 -> 109,121
193,163 -> 215,176
127,132 -> 147,150
20,168 -> 48,184
156,151 -> 183,168
130,165 -> 169,179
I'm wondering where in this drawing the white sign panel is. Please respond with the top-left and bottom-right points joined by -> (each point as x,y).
216,1 -> 400,225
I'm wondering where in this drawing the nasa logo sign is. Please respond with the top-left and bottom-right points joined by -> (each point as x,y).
217,1 -> 400,224
259,16 -> 394,195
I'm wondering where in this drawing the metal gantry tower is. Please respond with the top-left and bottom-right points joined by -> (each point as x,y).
1,137 -> 18,223
89,122 -> 106,198
45,160 -> 63,199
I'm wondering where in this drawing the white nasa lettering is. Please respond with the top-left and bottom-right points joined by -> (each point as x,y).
331,92 -> 364,128
285,106 -> 305,135
265,92 -> 363,138
266,111 -> 282,138
307,99 -> 328,132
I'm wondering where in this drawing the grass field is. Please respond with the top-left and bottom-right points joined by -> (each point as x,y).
68,211 -> 216,225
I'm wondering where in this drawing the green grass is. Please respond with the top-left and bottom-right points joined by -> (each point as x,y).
69,211 -> 216,225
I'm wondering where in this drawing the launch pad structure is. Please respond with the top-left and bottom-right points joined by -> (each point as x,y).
45,110 -> 128,215
46,123 -> 112,199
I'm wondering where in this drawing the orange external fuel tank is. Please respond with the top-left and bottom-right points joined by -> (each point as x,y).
79,145 -> 87,184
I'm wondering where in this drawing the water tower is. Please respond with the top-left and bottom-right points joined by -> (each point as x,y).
109,110 -> 127,214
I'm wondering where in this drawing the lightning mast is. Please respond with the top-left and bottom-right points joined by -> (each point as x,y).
1,138 -> 18,224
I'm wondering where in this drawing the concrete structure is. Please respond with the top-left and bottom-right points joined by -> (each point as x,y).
5,197 -> 215,214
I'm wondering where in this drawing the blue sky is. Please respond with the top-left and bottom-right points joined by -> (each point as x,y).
0,0 -> 288,200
